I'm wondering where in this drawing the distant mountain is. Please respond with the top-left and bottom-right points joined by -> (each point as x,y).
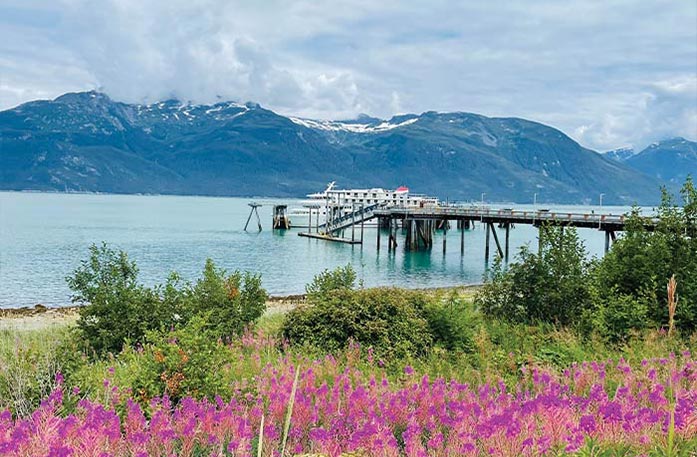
603,147 -> 636,162
0,91 -> 663,204
624,138 -> 697,186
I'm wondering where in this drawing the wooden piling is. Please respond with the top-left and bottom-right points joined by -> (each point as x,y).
485,222 -> 491,262
505,223 -> 510,262
489,222 -> 504,258
443,222 -> 447,254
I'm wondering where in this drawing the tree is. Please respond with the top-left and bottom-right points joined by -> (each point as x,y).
182,259 -> 267,339
67,243 -> 176,355
68,244 -> 268,356
595,177 -> 697,332
475,225 -> 594,327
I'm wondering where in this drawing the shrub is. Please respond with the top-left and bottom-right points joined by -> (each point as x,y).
282,286 -> 433,359
115,316 -> 235,403
475,226 -> 594,327
181,259 -> 267,340
423,291 -> 479,352
594,178 -> 697,332
592,288 -> 653,343
67,244 -> 267,356
305,264 -> 356,300
67,243 -> 177,356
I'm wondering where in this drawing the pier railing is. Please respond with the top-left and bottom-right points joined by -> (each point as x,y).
324,202 -> 386,232
374,206 -> 658,230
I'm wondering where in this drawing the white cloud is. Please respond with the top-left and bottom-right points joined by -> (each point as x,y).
574,76 -> 697,150
0,0 -> 695,150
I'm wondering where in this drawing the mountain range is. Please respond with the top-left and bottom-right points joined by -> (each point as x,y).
603,138 -> 697,187
1,91 -> 690,205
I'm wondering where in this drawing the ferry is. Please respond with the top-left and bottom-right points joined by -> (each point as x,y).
289,182 -> 438,228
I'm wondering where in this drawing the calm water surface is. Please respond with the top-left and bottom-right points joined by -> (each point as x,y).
0,192 -> 644,308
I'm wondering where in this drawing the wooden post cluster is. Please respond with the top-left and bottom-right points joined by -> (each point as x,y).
404,219 -> 434,251
272,205 -> 290,230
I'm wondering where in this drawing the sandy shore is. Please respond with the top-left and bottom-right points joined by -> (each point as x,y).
0,285 -> 479,331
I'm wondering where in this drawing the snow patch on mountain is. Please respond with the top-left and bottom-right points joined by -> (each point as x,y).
289,116 -> 418,133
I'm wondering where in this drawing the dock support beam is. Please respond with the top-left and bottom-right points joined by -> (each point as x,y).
460,224 -> 465,255
244,203 -> 262,232
604,230 -> 616,254
351,204 -> 356,243
376,217 -> 381,251
360,205 -> 365,245
485,222 -> 491,262
488,222 -> 504,258
504,223 -> 510,262
443,222 -> 447,254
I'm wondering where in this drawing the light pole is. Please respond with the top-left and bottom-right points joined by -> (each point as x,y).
481,193 -> 486,207
598,193 -> 605,229
533,192 -> 537,207
599,193 -> 604,210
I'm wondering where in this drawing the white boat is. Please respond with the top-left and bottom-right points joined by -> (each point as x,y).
289,182 -> 438,228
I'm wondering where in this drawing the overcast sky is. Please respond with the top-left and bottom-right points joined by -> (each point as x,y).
1,0 -> 695,151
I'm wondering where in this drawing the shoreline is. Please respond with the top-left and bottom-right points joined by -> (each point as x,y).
0,284 -> 481,329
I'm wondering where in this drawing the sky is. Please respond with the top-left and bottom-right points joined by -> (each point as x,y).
0,0 -> 695,151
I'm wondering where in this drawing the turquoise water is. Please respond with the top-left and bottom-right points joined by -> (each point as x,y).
0,192 -> 639,308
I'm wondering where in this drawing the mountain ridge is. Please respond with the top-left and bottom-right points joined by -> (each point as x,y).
0,91 -> 666,204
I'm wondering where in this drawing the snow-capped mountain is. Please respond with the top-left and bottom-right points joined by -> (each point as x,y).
603,147 -> 636,162
0,91 -> 663,204
624,138 -> 697,185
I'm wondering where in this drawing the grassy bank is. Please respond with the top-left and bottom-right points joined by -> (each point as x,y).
1,303 -> 695,456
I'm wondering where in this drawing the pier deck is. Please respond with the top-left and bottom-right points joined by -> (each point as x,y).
374,206 -> 657,232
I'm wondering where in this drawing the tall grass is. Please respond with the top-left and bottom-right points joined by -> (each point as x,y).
0,326 -> 69,416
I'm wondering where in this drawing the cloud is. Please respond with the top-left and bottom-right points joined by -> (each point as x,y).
0,0 -> 695,150
574,76 -> 697,151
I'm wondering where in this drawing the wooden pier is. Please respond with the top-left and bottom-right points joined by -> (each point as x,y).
295,201 -> 658,259
373,206 -> 657,259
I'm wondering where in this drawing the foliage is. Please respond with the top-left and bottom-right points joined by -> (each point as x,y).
305,264 -> 357,300
282,286 -> 433,359
595,178 -> 697,333
180,259 -> 267,340
115,316 -> 236,403
590,287 -> 653,343
67,243 -> 174,356
67,244 -> 267,356
423,290 -> 479,352
0,328 -> 66,417
476,225 -> 594,327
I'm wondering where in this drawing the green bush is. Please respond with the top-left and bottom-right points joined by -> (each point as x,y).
180,259 -> 267,340
476,225 -> 594,327
115,316 -> 235,403
305,264 -> 356,300
282,286 -> 433,359
67,243 -> 176,356
594,178 -> 697,332
423,291 -> 479,352
592,288 -> 653,343
67,244 -> 267,356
